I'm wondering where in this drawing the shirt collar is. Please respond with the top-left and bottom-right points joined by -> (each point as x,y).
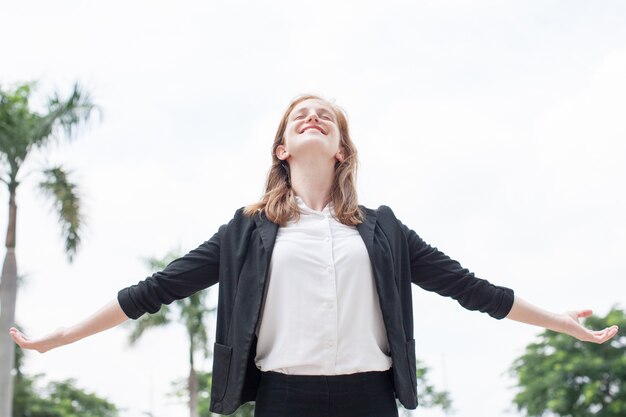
295,195 -> 335,217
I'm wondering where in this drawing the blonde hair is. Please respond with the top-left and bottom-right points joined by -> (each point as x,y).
244,94 -> 363,226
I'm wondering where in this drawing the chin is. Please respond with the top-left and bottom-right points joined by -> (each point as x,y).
291,139 -> 335,153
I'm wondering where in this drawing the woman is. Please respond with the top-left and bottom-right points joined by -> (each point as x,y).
10,94 -> 619,417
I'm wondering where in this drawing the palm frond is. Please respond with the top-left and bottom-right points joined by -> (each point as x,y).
31,82 -> 100,149
0,82 -> 38,177
38,166 -> 82,261
0,83 -> 100,182
0,82 -> 99,180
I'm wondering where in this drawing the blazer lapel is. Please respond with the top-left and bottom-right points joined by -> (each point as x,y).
254,211 -> 278,265
254,208 -> 375,266
254,208 -> 377,287
357,206 -> 395,319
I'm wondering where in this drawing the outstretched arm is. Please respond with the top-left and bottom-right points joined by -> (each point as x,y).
9,299 -> 128,353
506,295 -> 619,344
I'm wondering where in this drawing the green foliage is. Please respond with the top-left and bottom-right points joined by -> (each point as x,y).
38,167 -> 82,259
1,81 -> 98,417
510,307 -> 626,417
0,81 -> 97,259
13,346 -> 118,417
0,82 -> 40,174
13,375 -> 119,417
0,81 -> 96,179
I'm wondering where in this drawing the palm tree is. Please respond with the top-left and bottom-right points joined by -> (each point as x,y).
0,82 -> 97,417
128,251 -> 216,417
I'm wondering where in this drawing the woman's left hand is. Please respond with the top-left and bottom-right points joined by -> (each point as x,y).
506,297 -> 619,344
560,309 -> 619,344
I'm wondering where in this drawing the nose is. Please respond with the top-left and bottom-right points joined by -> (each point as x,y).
306,112 -> 320,123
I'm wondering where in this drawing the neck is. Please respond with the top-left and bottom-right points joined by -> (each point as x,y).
288,157 -> 335,211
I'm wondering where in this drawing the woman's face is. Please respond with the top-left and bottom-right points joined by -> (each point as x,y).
277,98 -> 344,163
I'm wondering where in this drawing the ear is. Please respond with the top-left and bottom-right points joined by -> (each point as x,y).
276,145 -> 289,161
335,148 -> 345,163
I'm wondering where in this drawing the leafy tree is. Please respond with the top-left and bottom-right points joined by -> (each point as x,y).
12,345 -> 119,417
0,82 -> 97,417
13,376 -> 119,417
127,250 -> 216,417
510,307 -> 626,417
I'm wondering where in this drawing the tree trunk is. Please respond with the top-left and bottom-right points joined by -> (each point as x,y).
0,183 -> 18,417
188,347 -> 199,417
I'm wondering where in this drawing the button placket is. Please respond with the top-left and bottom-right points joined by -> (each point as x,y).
307,205 -> 335,371
323,216 -> 339,370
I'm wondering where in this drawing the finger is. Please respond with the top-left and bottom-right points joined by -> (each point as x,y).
577,310 -> 593,319
9,330 -> 21,342
11,332 -> 26,345
10,330 -> 29,342
596,332 -> 613,343
607,326 -> 619,339
585,325 -> 609,339
592,327 -> 618,344
594,325 -> 619,334
10,333 -> 25,347
11,332 -> 33,348
592,326 -> 619,337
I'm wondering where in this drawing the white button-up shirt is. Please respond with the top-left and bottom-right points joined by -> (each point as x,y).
254,196 -> 392,375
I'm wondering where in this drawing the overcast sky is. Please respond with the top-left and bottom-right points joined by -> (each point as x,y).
2,1 -> 626,416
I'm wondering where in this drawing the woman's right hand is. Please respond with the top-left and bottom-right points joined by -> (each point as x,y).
9,326 -> 68,353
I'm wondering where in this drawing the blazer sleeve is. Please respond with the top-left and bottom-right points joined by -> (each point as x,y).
398,219 -> 515,319
117,223 -> 226,320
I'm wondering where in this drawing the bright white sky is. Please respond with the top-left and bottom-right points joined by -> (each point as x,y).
2,1 -> 626,416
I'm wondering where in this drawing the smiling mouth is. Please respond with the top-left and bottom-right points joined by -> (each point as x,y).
301,126 -> 325,134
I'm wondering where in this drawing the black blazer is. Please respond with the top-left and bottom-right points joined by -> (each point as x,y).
118,205 -> 514,415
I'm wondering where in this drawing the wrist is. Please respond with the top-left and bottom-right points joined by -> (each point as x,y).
550,312 -> 570,334
57,326 -> 75,346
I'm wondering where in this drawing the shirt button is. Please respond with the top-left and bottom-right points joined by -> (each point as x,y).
325,301 -> 333,309
324,236 -> 330,243
325,266 -> 332,272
